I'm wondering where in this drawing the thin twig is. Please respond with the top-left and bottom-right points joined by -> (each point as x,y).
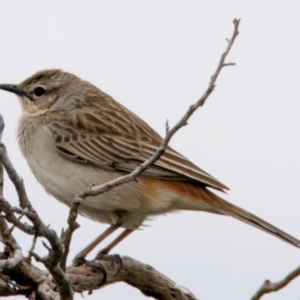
0,114 -> 23,273
0,216 -> 23,272
0,132 -> 72,298
165,119 -> 169,133
251,265 -> 300,300
26,235 -> 38,262
60,199 -> 81,271
0,197 -> 35,235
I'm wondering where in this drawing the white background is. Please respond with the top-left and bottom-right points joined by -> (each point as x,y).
0,1 -> 300,299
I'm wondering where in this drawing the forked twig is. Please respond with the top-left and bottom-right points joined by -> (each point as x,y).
251,265 -> 300,300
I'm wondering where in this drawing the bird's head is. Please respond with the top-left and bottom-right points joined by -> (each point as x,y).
0,69 -> 91,114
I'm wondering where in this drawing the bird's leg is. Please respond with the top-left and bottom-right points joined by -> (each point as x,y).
97,228 -> 134,255
94,229 -> 134,275
73,213 -> 131,282
75,210 -> 127,261
74,223 -> 121,262
72,224 -> 122,285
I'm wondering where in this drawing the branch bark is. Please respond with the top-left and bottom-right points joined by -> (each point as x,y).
68,256 -> 197,300
251,265 -> 300,300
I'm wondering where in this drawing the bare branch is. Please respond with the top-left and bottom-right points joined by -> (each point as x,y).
165,119 -> 169,133
0,216 -> 23,272
0,275 -> 30,297
251,265 -> 300,300
0,114 -> 4,143
0,121 -> 72,298
0,254 -> 197,299
0,116 -> 22,272
68,256 -> 197,300
25,235 -> 38,262
60,199 -> 81,271
0,198 -> 35,235
0,115 -> 27,297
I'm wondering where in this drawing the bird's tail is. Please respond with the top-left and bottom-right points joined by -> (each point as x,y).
201,188 -> 300,249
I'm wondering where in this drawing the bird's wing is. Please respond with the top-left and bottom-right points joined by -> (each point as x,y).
45,105 -> 228,191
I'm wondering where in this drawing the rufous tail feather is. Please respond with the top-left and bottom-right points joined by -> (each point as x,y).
202,188 -> 300,248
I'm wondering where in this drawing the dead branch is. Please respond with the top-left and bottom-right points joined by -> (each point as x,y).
68,256 -> 197,300
1,254 -> 197,299
0,117 -> 72,299
251,265 -> 300,300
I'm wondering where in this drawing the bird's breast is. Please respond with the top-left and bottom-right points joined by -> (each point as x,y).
17,115 -> 216,229
17,116 -> 155,227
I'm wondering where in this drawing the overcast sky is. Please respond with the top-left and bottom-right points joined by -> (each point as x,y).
0,1 -> 300,299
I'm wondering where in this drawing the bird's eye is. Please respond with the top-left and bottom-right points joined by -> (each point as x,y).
33,87 -> 45,97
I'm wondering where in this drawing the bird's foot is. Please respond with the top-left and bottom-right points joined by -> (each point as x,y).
73,256 -> 107,285
94,252 -> 123,274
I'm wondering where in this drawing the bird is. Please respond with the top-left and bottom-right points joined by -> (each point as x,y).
0,69 -> 299,257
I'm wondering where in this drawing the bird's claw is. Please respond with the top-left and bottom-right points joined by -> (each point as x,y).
94,252 -> 123,274
73,256 -> 107,286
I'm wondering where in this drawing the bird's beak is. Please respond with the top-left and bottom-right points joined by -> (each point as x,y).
0,84 -> 32,100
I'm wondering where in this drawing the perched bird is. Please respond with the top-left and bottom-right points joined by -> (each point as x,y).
0,69 -> 299,256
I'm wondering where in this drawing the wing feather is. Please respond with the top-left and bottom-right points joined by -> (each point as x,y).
46,107 -> 228,191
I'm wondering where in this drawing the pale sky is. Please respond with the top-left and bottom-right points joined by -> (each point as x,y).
0,1 -> 300,299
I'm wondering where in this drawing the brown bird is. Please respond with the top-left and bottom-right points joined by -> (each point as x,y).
0,69 -> 299,257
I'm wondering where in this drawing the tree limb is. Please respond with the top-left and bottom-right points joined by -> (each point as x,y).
251,265 -> 300,300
